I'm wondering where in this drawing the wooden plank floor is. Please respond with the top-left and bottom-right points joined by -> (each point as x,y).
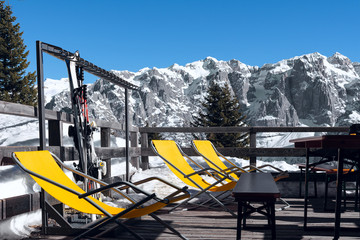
27,198 -> 360,240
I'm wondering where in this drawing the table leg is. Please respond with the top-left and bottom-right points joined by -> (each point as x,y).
355,174 -> 359,211
299,168 -> 303,197
270,201 -> 276,240
304,148 -> 310,229
324,174 -> 329,211
334,148 -> 344,240
237,202 -> 243,240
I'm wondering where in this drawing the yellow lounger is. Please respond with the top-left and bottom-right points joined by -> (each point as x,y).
192,140 -> 289,182
151,140 -> 237,216
12,150 -> 190,240
192,140 -> 290,210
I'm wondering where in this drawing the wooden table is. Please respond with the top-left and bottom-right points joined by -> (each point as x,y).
232,173 -> 280,240
290,135 -> 360,240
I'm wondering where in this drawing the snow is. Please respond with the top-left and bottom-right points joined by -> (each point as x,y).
270,60 -> 292,74
345,111 -> 360,124
44,78 -> 70,103
0,210 -> 41,240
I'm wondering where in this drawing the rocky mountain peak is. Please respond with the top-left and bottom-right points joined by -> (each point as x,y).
47,52 -> 360,131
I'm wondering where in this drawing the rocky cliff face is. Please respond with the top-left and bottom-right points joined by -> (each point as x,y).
46,52 -> 360,129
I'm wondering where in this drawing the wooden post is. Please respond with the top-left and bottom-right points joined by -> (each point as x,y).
141,132 -> 149,170
48,120 -> 63,147
130,131 -> 139,169
100,127 -> 111,179
101,127 -> 112,197
249,130 -> 256,167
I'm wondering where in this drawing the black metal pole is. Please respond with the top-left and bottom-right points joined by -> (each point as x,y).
36,41 -> 46,150
125,88 -> 130,183
36,40 -> 48,235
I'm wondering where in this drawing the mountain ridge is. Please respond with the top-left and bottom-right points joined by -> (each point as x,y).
46,52 -> 360,132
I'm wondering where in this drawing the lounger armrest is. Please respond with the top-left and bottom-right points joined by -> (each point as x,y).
242,165 -> 265,172
78,181 -> 154,199
120,176 -> 185,192
185,167 -> 228,178
252,164 -> 285,173
221,166 -> 247,174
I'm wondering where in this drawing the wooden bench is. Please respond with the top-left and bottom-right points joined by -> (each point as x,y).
232,173 -> 280,240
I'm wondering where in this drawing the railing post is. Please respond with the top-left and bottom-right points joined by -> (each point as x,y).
130,131 -> 139,169
100,127 -> 111,179
141,132 -> 149,170
48,120 -> 63,147
250,129 -> 257,167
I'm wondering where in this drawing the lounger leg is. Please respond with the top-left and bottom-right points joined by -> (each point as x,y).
205,191 -> 232,206
169,190 -> 236,217
194,191 -> 232,209
205,192 -> 237,217
276,198 -> 291,211
74,194 -> 153,240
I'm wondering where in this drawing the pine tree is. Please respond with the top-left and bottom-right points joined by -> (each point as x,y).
192,82 -> 249,148
0,1 -> 37,106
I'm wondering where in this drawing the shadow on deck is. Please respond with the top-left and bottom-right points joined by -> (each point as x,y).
27,198 -> 360,240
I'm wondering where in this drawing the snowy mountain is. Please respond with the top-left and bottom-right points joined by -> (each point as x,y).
2,52 -> 359,148
46,52 -> 360,129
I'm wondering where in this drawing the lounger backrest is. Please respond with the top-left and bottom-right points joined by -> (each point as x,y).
192,140 -> 239,180
14,151 -> 120,215
152,140 -> 209,189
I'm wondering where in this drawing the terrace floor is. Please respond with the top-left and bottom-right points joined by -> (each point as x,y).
26,197 -> 360,240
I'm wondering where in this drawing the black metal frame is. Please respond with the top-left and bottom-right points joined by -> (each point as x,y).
36,41 -> 140,234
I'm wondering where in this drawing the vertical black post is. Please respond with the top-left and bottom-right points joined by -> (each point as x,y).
125,88 -> 130,182
249,129 -> 256,168
101,127 -> 111,179
36,40 -> 47,235
37,41 -> 46,150
304,147 -> 310,230
334,148 -> 344,240
130,131 -> 139,169
141,132 -> 149,170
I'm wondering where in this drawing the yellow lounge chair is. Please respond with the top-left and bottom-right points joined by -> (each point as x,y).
192,140 -> 290,210
12,150 -> 190,240
192,140 -> 289,182
151,140 -> 237,217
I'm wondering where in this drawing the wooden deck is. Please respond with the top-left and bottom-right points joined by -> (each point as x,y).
27,198 -> 360,240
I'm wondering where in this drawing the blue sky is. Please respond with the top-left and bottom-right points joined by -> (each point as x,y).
7,0 -> 360,83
